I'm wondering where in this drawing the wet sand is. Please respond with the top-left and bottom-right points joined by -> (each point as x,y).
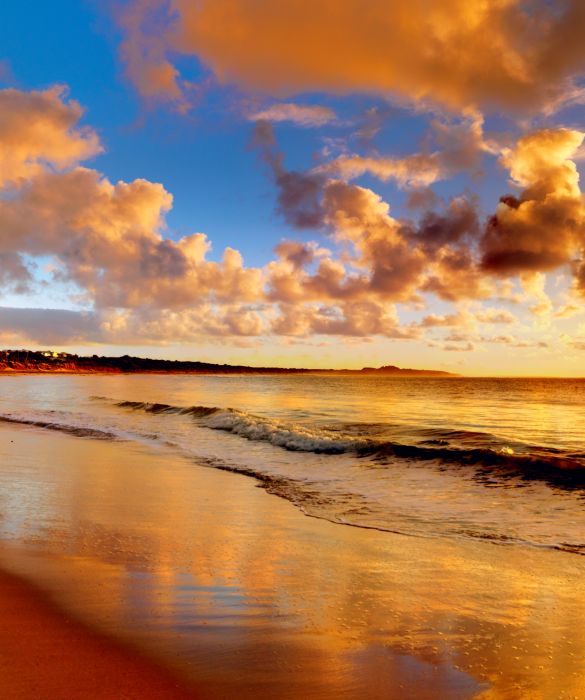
0,568 -> 200,699
0,422 -> 584,699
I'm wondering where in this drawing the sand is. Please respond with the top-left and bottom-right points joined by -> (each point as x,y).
0,421 -> 584,699
0,568 -> 200,699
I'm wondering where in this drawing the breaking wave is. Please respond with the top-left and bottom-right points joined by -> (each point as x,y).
115,400 -> 585,488
3,397 -> 584,554
116,400 -> 357,453
0,414 -> 118,440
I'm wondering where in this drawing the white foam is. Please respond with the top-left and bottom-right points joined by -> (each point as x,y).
201,409 -> 357,453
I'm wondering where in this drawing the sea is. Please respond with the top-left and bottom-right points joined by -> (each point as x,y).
1,373 -> 584,557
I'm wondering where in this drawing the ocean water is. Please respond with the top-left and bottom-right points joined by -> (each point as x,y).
1,374 -> 584,555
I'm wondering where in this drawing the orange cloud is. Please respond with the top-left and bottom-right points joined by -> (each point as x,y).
0,167 -> 263,309
118,0 -> 585,113
116,0 -> 188,112
481,128 -> 585,274
1,86 -> 582,351
270,301 -> 419,338
0,86 -> 101,187
317,153 -> 443,189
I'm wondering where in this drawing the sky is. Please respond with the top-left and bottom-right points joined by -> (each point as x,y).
1,1 -> 585,375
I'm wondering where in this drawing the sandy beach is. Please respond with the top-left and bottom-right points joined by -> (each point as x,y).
0,419 -> 584,699
0,567 -> 200,699
4,2 -> 585,697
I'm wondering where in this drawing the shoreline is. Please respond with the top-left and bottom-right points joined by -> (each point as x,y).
1,420 -> 584,698
0,368 -> 458,376
0,351 -> 458,376
2,369 -> 584,379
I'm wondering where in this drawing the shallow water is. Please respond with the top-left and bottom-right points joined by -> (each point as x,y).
0,374 -> 584,553
1,420 -> 584,699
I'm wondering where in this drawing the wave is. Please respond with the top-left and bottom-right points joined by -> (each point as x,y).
116,400 -> 220,418
116,400 -> 357,453
0,414 -> 118,440
114,400 -> 585,487
4,401 -> 584,555
358,442 -> 585,488
184,457 -> 585,556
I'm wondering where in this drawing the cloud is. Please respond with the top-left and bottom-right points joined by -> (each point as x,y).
413,196 -> 480,253
554,303 -> 583,318
323,181 -> 427,300
443,342 -> 475,352
101,305 -> 267,342
405,188 -> 441,211
483,334 -> 548,349
0,307 -> 101,345
255,126 -> 428,303
415,199 -> 492,302
421,306 -> 516,329
248,103 -> 336,127
481,128 -> 585,275
0,161 -> 263,312
257,122 -> 585,311
352,104 -> 396,146
317,153 -> 443,189
1,86 -> 582,351
0,86 -> 102,188
318,112 -> 490,187
519,273 -> 553,318
117,0 -> 585,113
420,313 -> 469,328
3,91 -> 279,332
0,88 -> 424,345
437,331 -> 550,350
116,0 -> 188,112
0,253 -> 31,293
270,301 -> 420,338
253,120 -> 327,229
255,116 -> 585,313
475,308 -> 516,324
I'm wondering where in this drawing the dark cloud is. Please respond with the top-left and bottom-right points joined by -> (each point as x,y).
253,120 -> 327,229
0,307 -> 101,345
0,252 -> 32,293
413,196 -> 480,253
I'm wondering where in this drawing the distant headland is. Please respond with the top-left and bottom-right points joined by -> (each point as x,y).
0,350 -> 458,377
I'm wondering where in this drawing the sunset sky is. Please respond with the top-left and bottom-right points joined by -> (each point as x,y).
2,1 -> 585,374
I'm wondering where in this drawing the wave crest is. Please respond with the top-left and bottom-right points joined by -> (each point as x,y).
114,399 -> 585,485
0,415 -> 118,440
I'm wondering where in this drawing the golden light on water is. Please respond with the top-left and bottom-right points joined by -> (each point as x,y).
1,422 -> 584,699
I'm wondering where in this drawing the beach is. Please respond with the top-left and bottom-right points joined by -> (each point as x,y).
0,566 -> 198,699
1,401 -> 584,699
4,3 -> 585,697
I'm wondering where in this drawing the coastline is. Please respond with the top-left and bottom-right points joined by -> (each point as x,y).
1,421 -> 584,698
0,368 -> 458,376
0,351 -> 458,376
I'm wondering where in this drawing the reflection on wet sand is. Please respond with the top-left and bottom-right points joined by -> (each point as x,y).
0,423 -> 584,699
